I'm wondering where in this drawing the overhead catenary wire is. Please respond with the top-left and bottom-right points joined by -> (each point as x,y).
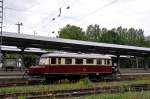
47,0 -> 118,36
49,0 -> 118,34
3,0 -> 80,36
4,6 -> 59,16
39,0 -> 73,34
48,0 -> 78,33
4,7 -> 27,12
71,0 -> 118,24
3,0 -> 68,33
3,0 -> 42,12
3,4 -> 58,32
34,0 -> 70,25
21,0 -> 71,35
3,0 -> 62,25
60,0 -> 69,8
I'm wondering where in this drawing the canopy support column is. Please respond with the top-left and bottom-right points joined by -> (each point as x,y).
144,57 -> 149,71
117,55 -> 120,72
18,47 -> 25,71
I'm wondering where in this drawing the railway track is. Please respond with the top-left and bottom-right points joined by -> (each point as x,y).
0,84 -> 149,99
0,82 -> 27,87
0,80 -> 42,87
0,73 -> 149,88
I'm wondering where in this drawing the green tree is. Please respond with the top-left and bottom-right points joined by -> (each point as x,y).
111,26 -> 145,46
86,24 -> 102,42
101,30 -> 120,44
58,24 -> 86,40
22,54 -> 38,68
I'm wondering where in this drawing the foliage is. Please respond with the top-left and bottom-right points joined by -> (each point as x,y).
100,30 -> 121,44
0,79 -> 149,94
86,24 -> 102,42
5,53 -> 18,59
17,96 -> 26,99
58,24 -> 150,68
86,25 -> 146,46
58,24 -> 86,40
4,53 -> 39,68
77,78 -> 92,87
59,24 -> 148,47
85,91 -> 150,99
22,54 -> 39,68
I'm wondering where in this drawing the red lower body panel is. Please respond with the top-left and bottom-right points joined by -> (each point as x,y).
28,66 -> 45,75
28,65 -> 112,75
46,65 -> 112,74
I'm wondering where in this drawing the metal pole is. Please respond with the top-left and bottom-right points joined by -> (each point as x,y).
18,47 -> 25,71
144,57 -> 149,71
16,22 -> 23,34
0,0 -> 3,66
117,55 -> 120,72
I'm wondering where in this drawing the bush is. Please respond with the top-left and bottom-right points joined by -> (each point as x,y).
77,78 -> 92,88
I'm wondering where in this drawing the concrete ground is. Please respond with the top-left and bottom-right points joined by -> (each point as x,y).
0,67 -> 25,79
120,68 -> 150,73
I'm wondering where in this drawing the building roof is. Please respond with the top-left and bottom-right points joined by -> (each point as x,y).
1,46 -> 48,54
2,32 -> 150,56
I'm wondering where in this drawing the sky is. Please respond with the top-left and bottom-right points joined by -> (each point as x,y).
2,0 -> 150,37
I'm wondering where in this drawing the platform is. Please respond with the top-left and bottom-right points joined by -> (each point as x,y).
120,68 -> 150,73
0,68 -> 25,79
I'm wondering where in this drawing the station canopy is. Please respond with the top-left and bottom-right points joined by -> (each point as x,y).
1,32 -> 150,56
1,46 -> 47,55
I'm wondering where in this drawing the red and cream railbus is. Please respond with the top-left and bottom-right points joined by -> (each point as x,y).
27,52 -> 117,82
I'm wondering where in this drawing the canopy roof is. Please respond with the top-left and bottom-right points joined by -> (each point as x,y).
1,32 -> 150,56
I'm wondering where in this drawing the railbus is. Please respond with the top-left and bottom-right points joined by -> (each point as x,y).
27,52 -> 117,82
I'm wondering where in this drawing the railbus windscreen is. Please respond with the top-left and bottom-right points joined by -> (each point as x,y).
39,57 -> 49,65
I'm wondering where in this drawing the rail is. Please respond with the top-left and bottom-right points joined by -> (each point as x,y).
0,84 -> 149,99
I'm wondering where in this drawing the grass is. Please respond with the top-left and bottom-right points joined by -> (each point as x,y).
17,96 -> 26,99
0,78 -> 150,94
84,91 -> 150,99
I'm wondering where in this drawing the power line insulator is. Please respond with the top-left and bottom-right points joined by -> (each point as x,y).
66,6 -> 70,9
58,8 -> 61,17
52,18 -> 55,21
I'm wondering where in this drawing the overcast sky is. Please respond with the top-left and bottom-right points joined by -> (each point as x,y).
2,0 -> 150,37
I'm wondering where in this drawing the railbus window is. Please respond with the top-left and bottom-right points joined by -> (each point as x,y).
104,59 -> 107,65
107,59 -> 111,65
58,58 -> 61,64
51,57 -> 57,64
86,58 -> 93,64
75,58 -> 83,64
39,57 -> 50,65
97,59 -> 102,64
65,58 -> 72,64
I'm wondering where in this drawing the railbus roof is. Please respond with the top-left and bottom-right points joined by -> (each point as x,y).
41,52 -> 111,59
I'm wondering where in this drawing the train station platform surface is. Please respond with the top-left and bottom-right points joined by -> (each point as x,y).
120,68 -> 150,73
0,73 -> 24,79
0,68 -> 25,79
0,71 -> 24,76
